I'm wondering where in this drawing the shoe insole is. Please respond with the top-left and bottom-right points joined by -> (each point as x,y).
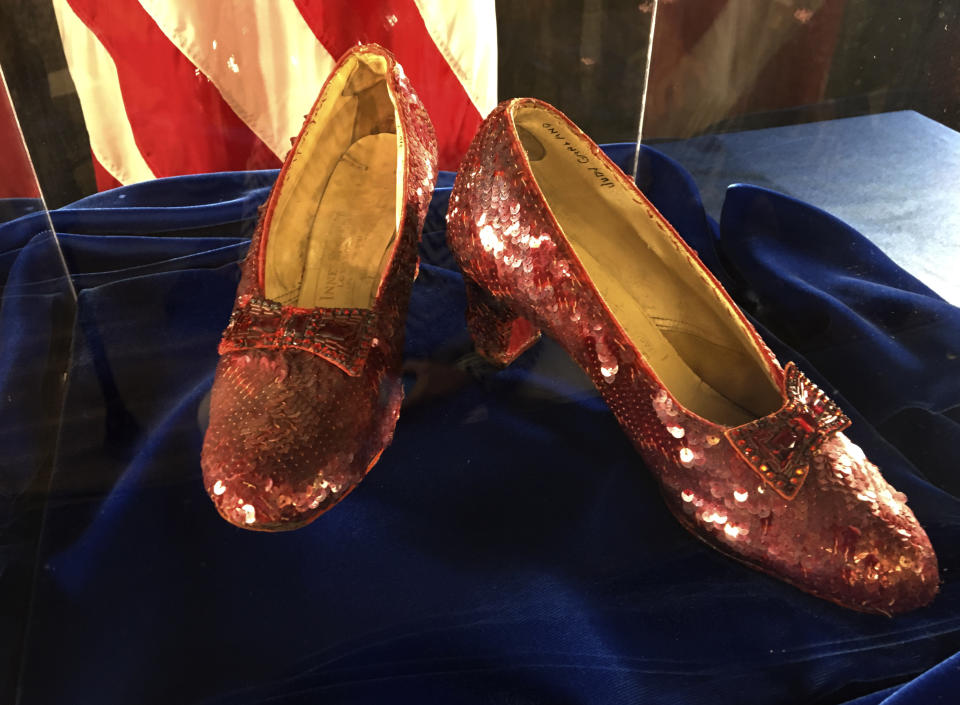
263,53 -> 400,310
297,134 -> 397,308
558,207 -> 756,426
514,110 -> 782,426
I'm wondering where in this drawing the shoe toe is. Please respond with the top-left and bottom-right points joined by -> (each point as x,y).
203,451 -> 354,531
810,434 -> 939,614
825,518 -> 939,615
201,348 -> 401,531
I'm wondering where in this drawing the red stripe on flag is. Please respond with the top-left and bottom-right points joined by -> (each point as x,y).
0,85 -> 40,198
66,0 -> 281,178
293,0 -> 483,170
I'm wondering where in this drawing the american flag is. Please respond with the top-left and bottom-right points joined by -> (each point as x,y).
52,0 -> 497,190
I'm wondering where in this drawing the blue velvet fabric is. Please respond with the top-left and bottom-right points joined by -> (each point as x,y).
2,135 -> 958,703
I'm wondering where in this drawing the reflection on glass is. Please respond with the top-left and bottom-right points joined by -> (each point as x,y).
640,0 -> 960,302
0,63 -> 76,700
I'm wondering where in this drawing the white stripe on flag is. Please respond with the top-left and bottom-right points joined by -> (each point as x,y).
412,0 -> 497,116
53,0 -> 156,185
139,0 -> 336,160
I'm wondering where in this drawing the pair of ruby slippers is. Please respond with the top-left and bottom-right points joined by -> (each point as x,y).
201,45 -> 938,614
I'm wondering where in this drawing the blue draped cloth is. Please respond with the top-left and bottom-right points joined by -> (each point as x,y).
1,125 -> 958,704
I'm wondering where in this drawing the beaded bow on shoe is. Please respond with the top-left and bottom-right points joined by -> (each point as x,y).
726,363 -> 851,500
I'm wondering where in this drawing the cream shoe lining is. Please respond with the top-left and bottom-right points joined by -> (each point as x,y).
264,53 -> 402,310
515,106 -> 781,426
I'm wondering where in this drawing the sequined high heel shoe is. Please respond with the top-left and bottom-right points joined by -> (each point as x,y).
201,44 -> 437,531
446,97 -> 938,613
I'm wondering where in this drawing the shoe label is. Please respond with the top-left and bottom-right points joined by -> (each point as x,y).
539,122 -> 616,189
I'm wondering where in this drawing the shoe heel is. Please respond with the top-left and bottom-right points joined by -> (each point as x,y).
463,277 -> 541,366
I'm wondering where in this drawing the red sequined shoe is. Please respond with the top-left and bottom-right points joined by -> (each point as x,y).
201,45 -> 437,531
446,97 -> 938,614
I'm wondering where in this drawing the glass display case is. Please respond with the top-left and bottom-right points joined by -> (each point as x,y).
1,2 -> 958,703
